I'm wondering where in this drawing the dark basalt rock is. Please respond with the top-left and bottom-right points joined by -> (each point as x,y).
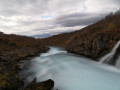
25,78 -> 54,90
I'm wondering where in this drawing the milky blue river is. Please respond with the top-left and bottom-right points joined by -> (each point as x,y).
19,47 -> 120,90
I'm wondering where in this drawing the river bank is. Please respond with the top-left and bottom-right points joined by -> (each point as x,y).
0,46 -> 56,90
0,33 -> 55,90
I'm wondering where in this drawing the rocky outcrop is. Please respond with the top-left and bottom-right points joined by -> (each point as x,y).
25,78 -> 54,90
65,32 -> 119,60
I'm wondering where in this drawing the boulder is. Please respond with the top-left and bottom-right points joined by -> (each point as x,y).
25,78 -> 54,90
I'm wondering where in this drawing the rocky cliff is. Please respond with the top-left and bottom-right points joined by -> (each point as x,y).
65,12 -> 120,59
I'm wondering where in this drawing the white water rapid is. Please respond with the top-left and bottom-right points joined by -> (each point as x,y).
99,41 -> 120,68
19,47 -> 120,90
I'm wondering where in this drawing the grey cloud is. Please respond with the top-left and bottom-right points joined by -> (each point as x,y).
0,0 -> 86,16
0,0 -> 49,16
33,25 -> 56,31
18,20 -> 41,26
0,0 -> 119,36
55,13 -> 103,27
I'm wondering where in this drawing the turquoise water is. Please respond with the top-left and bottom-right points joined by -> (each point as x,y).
19,47 -> 120,90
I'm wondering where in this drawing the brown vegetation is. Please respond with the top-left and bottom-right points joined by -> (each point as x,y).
0,33 -> 48,90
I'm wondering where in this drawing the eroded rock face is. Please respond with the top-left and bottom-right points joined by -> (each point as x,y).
25,78 -> 54,90
65,24 -> 120,60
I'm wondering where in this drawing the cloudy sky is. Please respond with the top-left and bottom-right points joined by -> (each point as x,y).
0,0 -> 119,37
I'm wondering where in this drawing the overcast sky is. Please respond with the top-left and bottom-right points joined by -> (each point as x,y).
0,0 -> 119,37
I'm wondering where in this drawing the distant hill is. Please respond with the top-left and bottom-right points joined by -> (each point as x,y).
31,33 -> 51,38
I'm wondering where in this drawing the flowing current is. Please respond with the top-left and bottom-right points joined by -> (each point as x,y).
99,41 -> 120,68
19,47 -> 120,90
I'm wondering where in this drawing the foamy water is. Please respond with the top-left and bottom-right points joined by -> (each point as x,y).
19,47 -> 120,90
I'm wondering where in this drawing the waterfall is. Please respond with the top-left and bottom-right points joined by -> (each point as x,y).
99,41 -> 120,66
